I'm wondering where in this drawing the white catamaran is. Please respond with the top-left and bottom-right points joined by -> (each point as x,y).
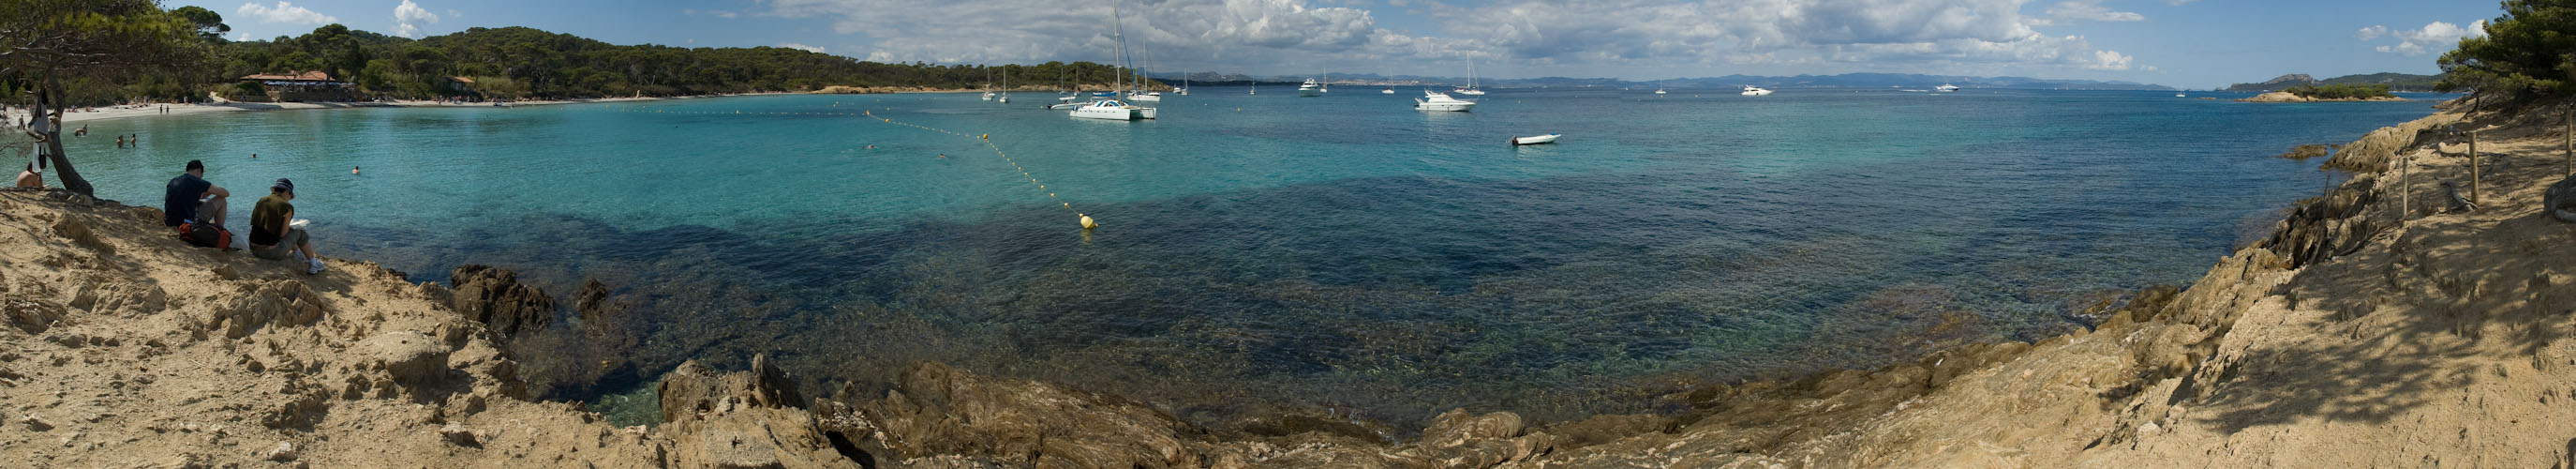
1073,0 -> 1156,120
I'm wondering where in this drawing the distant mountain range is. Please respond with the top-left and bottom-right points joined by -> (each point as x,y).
2221,72 -> 2446,92
1156,71 -> 2175,91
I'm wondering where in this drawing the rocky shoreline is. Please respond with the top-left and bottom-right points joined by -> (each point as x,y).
4,94 -> 2571,466
2237,91 -> 2412,103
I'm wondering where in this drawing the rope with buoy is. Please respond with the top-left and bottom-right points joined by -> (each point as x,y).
864,110 -> 1096,230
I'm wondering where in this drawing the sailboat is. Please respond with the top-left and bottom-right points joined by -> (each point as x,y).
981,68 -> 995,100
1453,60 -> 1486,96
1072,0 -> 1155,120
1125,37 -> 1162,102
1321,74 -> 1330,94
1177,72 -> 1189,96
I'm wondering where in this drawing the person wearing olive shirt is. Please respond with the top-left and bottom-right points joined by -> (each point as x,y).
249,178 -> 324,275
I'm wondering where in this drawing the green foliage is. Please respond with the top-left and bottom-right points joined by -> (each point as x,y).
2284,83 -> 2394,99
2437,0 -> 2576,95
201,25 -> 1152,99
169,6 -> 228,42
2318,73 -> 2447,92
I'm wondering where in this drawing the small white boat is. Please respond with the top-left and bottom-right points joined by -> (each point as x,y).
1511,133 -> 1560,145
1127,91 -> 1162,102
1382,87 -> 1394,94
1415,90 -> 1475,112
997,93 -> 1009,103
1740,85 -> 1773,96
1654,88 -> 1667,95
1454,86 -> 1486,96
1298,78 -> 1322,97
981,91 -> 995,100
2176,93 -> 2186,98
1934,83 -> 1959,93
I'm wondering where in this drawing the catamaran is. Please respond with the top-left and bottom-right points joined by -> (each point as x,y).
1073,0 -> 1155,120
1454,60 -> 1486,95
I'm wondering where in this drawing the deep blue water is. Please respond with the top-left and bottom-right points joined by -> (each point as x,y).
58,88 -> 2440,426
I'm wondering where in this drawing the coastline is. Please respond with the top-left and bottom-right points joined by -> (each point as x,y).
6,92 -> 800,125
3,95 -> 2569,466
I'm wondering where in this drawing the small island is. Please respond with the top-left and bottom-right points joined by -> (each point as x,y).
2238,83 -> 2407,102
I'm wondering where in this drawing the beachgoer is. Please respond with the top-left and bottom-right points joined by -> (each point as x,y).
15,162 -> 40,189
350,166 -> 360,175
248,178 -> 324,275
116,135 -> 126,148
163,159 -> 230,229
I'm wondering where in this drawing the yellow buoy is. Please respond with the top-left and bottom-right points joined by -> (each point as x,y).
1080,214 -> 1097,230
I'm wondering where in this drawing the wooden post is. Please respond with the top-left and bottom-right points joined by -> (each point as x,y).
2470,131 -> 2481,205
2565,112 -> 2572,175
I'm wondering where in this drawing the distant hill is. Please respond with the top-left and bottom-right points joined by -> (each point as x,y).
2319,72 -> 2444,91
2225,73 -> 2444,92
1160,71 -> 2176,91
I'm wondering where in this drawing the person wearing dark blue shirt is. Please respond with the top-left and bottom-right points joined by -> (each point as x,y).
162,159 -> 230,229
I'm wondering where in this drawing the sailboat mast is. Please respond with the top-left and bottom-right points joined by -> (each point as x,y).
1109,0 -> 1131,95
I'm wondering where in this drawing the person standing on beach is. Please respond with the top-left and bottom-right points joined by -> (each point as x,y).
163,159 -> 230,228
249,178 -> 324,275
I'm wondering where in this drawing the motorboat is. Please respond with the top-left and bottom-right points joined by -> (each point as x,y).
1382,87 -> 1395,94
1655,88 -> 1667,95
1298,79 -> 1322,97
981,91 -> 995,100
1934,83 -> 1959,92
1511,133 -> 1559,145
1740,85 -> 1773,96
1414,90 -> 1475,112
1128,91 -> 1162,102
1070,99 -> 1155,120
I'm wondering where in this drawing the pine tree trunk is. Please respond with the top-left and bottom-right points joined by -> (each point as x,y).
33,76 -> 93,197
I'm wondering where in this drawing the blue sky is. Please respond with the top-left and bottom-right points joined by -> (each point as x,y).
181,0 -> 2504,89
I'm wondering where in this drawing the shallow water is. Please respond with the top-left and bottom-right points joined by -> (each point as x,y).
58,89 -> 2439,427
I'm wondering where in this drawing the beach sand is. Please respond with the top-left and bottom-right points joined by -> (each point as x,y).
3,94 -> 766,127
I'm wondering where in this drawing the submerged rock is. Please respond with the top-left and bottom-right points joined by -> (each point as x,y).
447,265 -> 554,338
2279,144 -> 2335,159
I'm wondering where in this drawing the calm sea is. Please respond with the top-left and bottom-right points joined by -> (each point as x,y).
60,88 -> 2440,427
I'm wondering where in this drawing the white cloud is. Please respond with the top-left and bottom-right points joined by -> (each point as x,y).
236,1 -> 336,24
392,0 -> 439,38
395,0 -> 440,23
779,42 -> 826,53
2365,20 -> 2488,56
759,0 -> 2142,76
2037,0 -> 2144,25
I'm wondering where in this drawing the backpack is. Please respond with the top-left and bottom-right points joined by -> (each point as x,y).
177,221 -> 232,250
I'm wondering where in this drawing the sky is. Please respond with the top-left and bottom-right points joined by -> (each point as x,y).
177,0 -> 2508,89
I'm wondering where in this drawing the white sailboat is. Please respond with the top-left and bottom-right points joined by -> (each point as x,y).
1655,88 -> 1667,95
1073,0 -> 1155,120
1177,73 -> 1189,95
997,68 -> 1010,103
1382,87 -> 1394,94
1415,89 -> 1475,112
1453,60 -> 1486,95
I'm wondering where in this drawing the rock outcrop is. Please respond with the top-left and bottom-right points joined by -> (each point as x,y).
657,356 -> 861,469
2279,144 -> 2335,159
445,265 -> 554,338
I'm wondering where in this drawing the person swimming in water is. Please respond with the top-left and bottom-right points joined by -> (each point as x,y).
351,166 -> 360,175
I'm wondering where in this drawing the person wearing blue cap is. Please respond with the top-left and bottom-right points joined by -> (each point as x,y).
249,178 -> 323,275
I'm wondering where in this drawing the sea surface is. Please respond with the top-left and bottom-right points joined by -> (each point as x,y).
59,88 -> 2442,428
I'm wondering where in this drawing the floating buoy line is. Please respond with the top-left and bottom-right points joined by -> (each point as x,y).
613,104 -> 1097,230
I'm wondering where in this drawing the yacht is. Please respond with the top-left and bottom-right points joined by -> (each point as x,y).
982,90 -> 995,100
1453,60 -> 1486,95
1414,89 -> 1475,112
1382,87 -> 1395,94
1128,90 -> 1162,102
1740,85 -> 1773,96
1934,83 -> 1960,93
1074,0 -> 1154,121
1655,88 -> 1667,95
1070,99 -> 1154,120
1298,79 -> 1322,97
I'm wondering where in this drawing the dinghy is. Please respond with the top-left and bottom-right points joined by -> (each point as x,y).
1511,133 -> 1560,145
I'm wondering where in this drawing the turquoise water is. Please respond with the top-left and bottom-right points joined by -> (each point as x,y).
62,89 -> 2437,427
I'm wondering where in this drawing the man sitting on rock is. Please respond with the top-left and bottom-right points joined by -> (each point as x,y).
249,178 -> 324,275
163,159 -> 230,230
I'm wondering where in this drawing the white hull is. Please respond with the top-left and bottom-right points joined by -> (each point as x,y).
1740,86 -> 1773,96
1382,88 -> 1394,94
1298,88 -> 1321,97
1415,91 -> 1475,112
1068,99 -> 1154,120
1511,134 -> 1559,145
1127,93 -> 1162,102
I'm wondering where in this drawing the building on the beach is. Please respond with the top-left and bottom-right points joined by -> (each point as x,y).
237,70 -> 357,102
